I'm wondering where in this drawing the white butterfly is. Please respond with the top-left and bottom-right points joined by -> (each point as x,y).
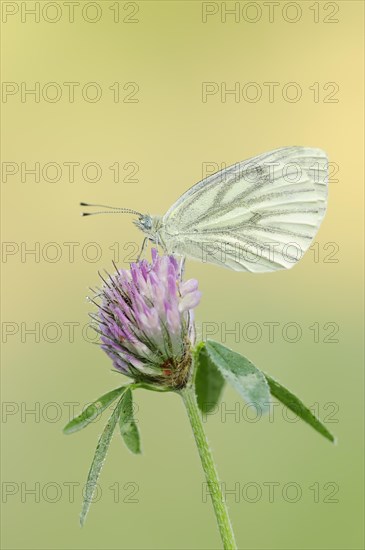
82,146 -> 328,273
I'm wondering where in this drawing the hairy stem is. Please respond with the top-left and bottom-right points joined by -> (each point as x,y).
180,386 -> 237,550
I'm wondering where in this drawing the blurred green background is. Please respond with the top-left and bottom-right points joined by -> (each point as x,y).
1,1 -> 364,548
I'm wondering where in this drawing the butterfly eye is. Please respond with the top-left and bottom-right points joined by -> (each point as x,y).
142,217 -> 152,230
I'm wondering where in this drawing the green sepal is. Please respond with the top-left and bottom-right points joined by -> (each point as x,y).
194,342 -> 225,413
63,386 -> 126,435
119,388 -> 141,454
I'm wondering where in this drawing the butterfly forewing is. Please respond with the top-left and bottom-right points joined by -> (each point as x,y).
161,147 -> 328,272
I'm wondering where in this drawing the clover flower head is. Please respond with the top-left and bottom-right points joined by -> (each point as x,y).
93,249 -> 201,388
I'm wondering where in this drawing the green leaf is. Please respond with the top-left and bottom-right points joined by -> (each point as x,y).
119,388 -> 141,454
194,342 -> 225,414
264,374 -> 336,443
63,386 -> 126,435
80,396 -> 124,526
205,340 -> 271,413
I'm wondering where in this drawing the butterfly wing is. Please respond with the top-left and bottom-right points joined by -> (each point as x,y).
161,147 -> 328,272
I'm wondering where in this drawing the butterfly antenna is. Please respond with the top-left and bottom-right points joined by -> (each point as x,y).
80,202 -> 143,217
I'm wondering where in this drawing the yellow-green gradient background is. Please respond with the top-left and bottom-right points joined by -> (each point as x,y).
1,1 -> 364,548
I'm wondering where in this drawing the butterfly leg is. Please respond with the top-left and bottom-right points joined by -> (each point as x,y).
178,256 -> 186,279
136,237 -> 148,261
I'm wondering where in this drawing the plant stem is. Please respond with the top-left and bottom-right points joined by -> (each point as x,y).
180,386 -> 237,550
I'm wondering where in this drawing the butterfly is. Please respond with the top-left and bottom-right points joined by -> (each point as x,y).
81,146 -> 328,273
